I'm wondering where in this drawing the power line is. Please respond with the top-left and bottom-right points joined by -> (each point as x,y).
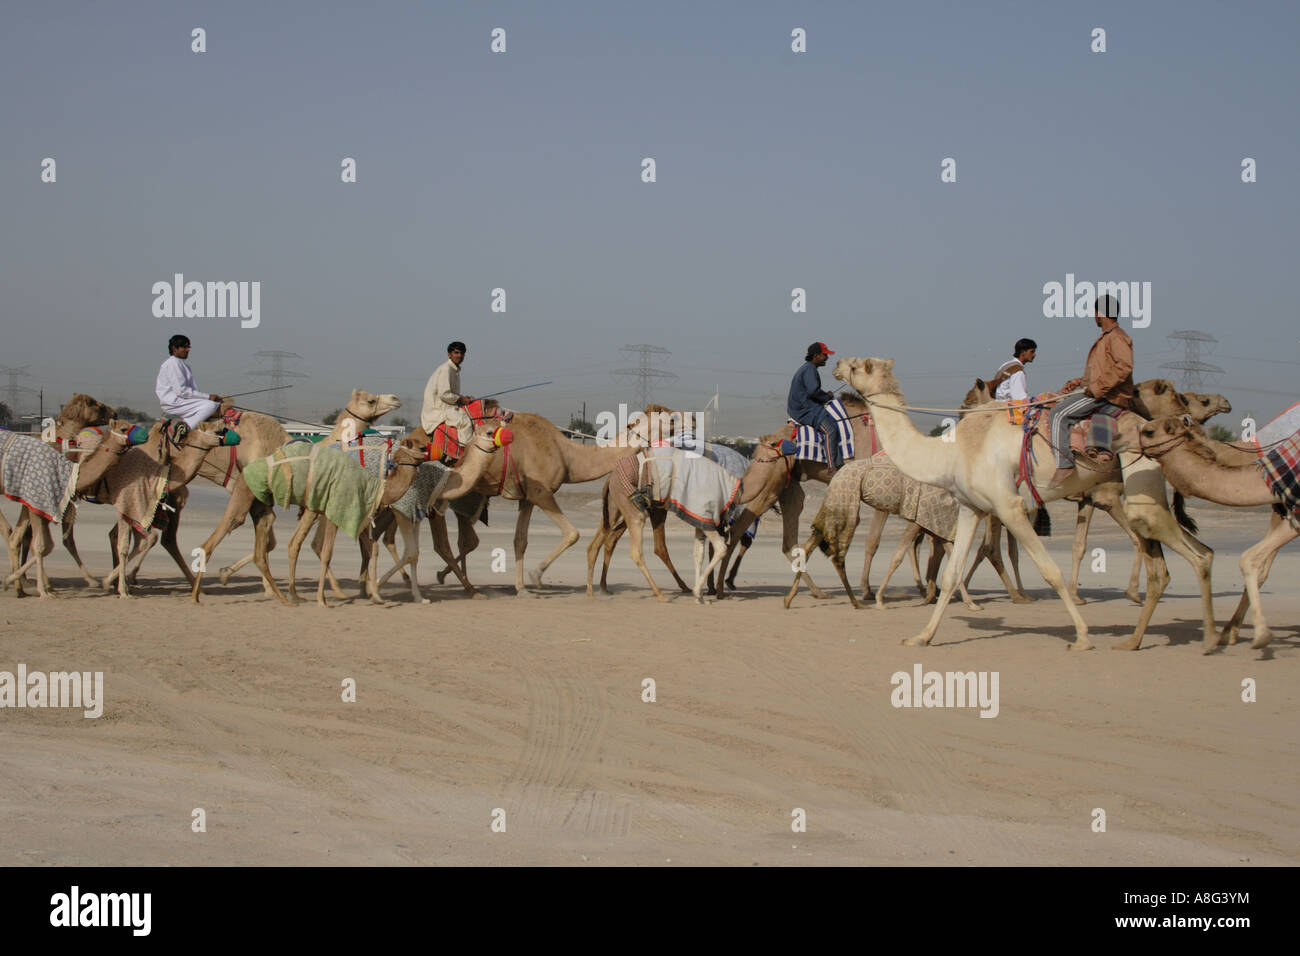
610,344 -> 677,408
248,351 -> 308,420
0,365 -> 37,416
1159,330 -> 1224,391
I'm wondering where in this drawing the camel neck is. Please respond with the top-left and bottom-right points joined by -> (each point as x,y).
1158,443 -> 1272,506
865,392 -> 956,487
560,439 -> 639,483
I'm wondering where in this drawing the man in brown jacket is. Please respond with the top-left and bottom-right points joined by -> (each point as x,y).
1047,294 -> 1134,486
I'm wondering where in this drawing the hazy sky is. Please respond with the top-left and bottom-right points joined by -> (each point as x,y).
3,1 -> 1298,435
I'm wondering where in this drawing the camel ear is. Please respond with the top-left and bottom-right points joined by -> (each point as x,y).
1180,414 -> 1193,427
883,358 -> 894,371
1155,381 -> 1168,394
974,378 -> 986,392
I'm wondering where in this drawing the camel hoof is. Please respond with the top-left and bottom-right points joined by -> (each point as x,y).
1124,589 -> 1143,605
435,571 -> 449,584
1250,629 -> 1273,651
782,595 -> 794,609
901,634 -> 929,647
656,594 -> 670,603
695,596 -> 706,605
420,597 -> 432,605
527,569 -> 543,588
1111,637 -> 1139,651
468,591 -> 486,600
964,602 -> 981,612
219,567 -> 234,585
1069,593 -> 1086,606
1069,638 -> 1094,651
1011,592 -> 1035,604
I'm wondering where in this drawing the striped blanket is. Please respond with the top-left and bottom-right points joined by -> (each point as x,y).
634,446 -> 743,532
0,429 -> 79,522
242,441 -> 383,539
786,398 -> 856,463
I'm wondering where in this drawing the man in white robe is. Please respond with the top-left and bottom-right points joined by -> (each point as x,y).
156,334 -> 225,427
420,341 -> 474,437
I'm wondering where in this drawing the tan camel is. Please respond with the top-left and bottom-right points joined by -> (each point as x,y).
412,410 -> 660,596
713,395 -> 883,599
253,433 -> 500,608
1139,415 -> 1294,650
361,428 -> 512,603
837,357 -> 1218,651
3,421 -> 134,597
189,389 -> 401,602
585,448 -> 750,603
783,457 -> 979,611
961,378 -> 1232,605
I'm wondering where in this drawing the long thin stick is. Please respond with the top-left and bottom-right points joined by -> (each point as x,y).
224,385 -> 293,399
477,381 -> 552,400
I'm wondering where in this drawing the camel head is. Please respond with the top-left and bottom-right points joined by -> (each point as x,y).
345,389 -> 402,423
833,357 -> 900,401
392,441 -> 430,468
1138,414 -> 1213,460
633,404 -> 684,446
962,378 -> 993,410
1180,390 -> 1231,422
1132,379 -> 1196,421
56,393 -> 115,439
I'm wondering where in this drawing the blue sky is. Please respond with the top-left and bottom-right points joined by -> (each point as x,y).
3,1 -> 1297,433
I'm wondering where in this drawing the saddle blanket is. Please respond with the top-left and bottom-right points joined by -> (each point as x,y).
635,446 -> 742,532
346,444 -> 454,524
785,398 -> 857,463
1256,403 -> 1300,451
242,441 -> 383,539
428,400 -> 504,461
0,429 -> 79,522
1261,431 -> 1300,529
92,447 -> 170,535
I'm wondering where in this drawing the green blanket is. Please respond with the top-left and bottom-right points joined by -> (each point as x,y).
242,441 -> 383,539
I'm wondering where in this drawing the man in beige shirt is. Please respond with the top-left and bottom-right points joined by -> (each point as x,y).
421,341 -> 475,437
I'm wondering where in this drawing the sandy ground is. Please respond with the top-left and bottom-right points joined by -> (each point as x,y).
1,481 -> 1297,866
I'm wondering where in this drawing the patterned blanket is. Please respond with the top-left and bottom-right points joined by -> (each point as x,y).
344,444 -> 454,523
635,446 -> 742,532
242,441 -> 383,539
92,447 -> 170,534
786,398 -> 857,463
1256,402 -> 1300,451
1261,431 -> 1300,529
859,455 -> 958,540
0,429 -> 79,522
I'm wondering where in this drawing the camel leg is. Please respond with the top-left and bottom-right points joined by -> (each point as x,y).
652,509 -> 691,593
695,528 -> 728,604
114,515 -> 134,598
382,519 -> 410,585
157,513 -> 196,587
599,523 -> 624,595
247,504 -> 293,605
944,539 -> 981,611
436,510 -> 480,584
713,506 -> 755,599
427,511 -> 481,598
906,505 -> 1091,649
1221,514 -> 1285,645
1067,500 -> 1095,605
1239,518 -> 1299,650
876,523 -> 922,609
317,521 -> 340,608
1110,538 -> 1172,652
524,490 -> 581,590
1119,520 -> 1216,653
6,513 -> 54,598
511,500 -> 534,594
961,516 -> 994,593
857,508 -> 887,601
60,510 -> 99,587
784,528 -> 827,609
1101,505 -> 1146,605
692,529 -> 707,603
725,536 -> 750,589
923,536 -> 942,602
286,510 -> 321,606
626,507 -> 666,602
191,482 -> 260,604
585,517 -> 607,599
983,515 -> 1032,603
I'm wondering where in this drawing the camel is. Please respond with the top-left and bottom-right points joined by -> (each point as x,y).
836,357 -> 1218,651
783,457 -> 980,611
713,394 -> 883,599
2,420 -> 134,597
360,428 -> 513,603
189,389 -> 401,602
409,409 -> 665,597
244,428 -> 505,607
585,445 -> 751,604
1139,415 -> 1295,650
961,378 -> 1232,605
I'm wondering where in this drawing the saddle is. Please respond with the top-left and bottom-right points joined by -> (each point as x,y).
428,399 -> 510,462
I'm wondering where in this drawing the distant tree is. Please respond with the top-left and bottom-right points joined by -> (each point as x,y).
714,438 -> 756,456
568,415 -> 596,437
928,423 -> 947,437
390,416 -> 411,428
0,401 -> 11,423
322,409 -> 341,425
1207,423 -> 1236,443
113,406 -> 154,423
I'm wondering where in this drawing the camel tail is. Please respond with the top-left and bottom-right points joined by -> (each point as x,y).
809,509 -> 832,556
1172,491 -> 1198,535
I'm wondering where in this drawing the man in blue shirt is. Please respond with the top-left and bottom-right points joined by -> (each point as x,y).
787,341 -> 843,470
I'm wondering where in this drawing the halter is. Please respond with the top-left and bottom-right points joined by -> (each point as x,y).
1137,430 -> 1190,459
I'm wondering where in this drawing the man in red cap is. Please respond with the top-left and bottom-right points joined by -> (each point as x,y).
787,341 -> 843,470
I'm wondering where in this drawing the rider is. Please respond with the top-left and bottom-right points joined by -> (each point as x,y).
787,342 -> 843,471
156,334 -> 227,427
421,340 -> 475,441
991,338 -> 1037,401
1047,295 -> 1134,487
